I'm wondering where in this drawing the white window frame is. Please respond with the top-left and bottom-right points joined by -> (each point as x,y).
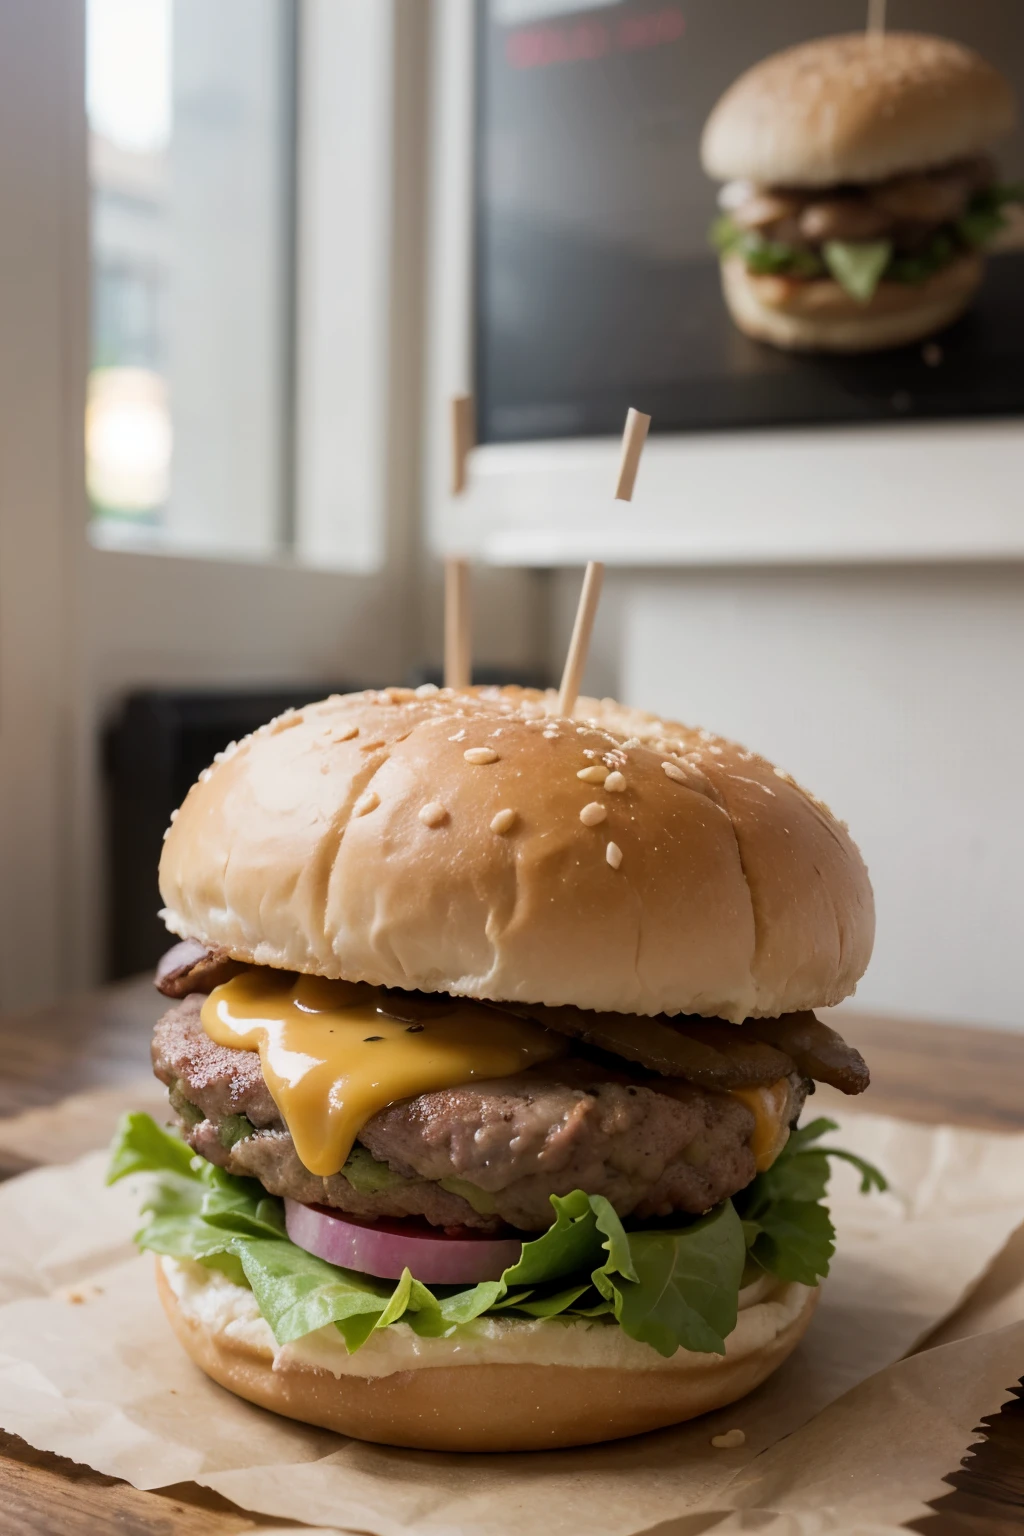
0,0 -> 425,1006
293,0 -> 394,573
85,0 -> 400,574
426,0 -> 1024,569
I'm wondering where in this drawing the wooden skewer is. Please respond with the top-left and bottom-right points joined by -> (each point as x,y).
866,0 -> 886,37
450,394 -> 475,496
444,395 -> 474,690
557,407 -> 651,717
444,557 -> 471,691
558,561 -> 605,719
614,407 -> 652,502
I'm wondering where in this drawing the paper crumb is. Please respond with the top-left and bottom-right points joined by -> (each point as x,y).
711,1428 -> 746,1449
65,1282 -> 103,1305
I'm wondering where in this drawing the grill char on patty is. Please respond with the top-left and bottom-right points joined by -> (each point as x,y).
152,995 -> 808,1233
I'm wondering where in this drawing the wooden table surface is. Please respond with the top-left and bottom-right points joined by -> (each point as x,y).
0,976 -> 1022,1535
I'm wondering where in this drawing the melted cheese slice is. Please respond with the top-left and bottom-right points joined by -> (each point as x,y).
730,1081 -> 792,1172
201,971 -> 567,1177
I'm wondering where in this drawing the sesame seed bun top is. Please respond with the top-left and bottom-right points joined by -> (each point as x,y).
701,32 -> 1017,189
158,686 -> 874,1023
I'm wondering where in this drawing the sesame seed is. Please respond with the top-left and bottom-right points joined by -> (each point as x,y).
662,762 -> 689,784
169,808 -> 178,821
542,729 -> 559,740
604,771 -> 626,793
449,729 -> 467,742
415,682 -> 439,698
354,790 -> 380,816
773,767 -> 793,783
580,802 -> 607,826
490,808 -> 517,834
606,841 -> 623,869
465,747 -> 499,765
419,801 -> 448,827
270,711 -> 303,734
386,686 -> 415,702
577,765 -> 608,784
360,739 -> 385,752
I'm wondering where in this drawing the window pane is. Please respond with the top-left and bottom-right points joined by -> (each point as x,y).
86,0 -> 293,556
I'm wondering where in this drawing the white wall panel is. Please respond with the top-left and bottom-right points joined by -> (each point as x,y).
569,567 -> 1024,1032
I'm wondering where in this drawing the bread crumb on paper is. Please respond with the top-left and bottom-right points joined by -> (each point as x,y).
65,1283 -> 103,1305
711,1428 -> 746,1449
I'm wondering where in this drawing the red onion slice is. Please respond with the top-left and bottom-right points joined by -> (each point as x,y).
284,1200 -> 523,1284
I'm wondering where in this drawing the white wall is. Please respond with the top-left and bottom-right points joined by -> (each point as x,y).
552,565 -> 1024,1032
0,1 -> 87,1013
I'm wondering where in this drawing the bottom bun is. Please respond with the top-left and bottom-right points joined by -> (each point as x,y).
721,251 -> 983,353
156,1258 -> 818,1452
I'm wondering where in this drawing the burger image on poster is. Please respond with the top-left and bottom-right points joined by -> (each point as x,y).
701,31 -> 1022,352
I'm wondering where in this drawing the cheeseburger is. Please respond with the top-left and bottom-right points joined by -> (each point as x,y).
702,32 -> 1021,352
109,685 -> 883,1451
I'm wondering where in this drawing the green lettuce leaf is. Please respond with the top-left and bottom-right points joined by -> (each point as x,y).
710,217 -> 824,278
736,1117 -> 887,1286
593,1201 -> 745,1358
957,183 -> 1024,248
106,1109 -> 197,1183
822,240 -> 893,302
108,1111 -> 883,1360
880,231 -> 954,285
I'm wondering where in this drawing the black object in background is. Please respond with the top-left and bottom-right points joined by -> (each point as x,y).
104,686 -> 356,980
475,0 -> 1024,443
406,664 -> 552,691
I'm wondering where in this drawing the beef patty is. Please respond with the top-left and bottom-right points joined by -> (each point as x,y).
152,996 -> 807,1233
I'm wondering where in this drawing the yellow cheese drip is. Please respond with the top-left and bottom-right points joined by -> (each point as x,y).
200,971 -> 567,1177
730,1081 -> 792,1172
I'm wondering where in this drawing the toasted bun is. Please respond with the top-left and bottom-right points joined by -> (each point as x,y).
702,33 -> 1017,187
158,686 -> 873,1022
156,1260 -> 818,1451
721,250 -> 982,353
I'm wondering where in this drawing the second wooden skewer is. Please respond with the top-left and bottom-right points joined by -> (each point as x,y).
444,395 -> 475,690
557,408 -> 651,717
